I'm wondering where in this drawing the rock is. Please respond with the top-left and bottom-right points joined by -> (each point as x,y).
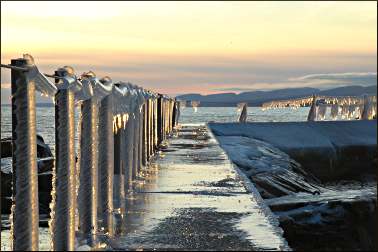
1,134 -> 53,158
267,185 -> 377,251
1,135 -> 54,215
0,138 -> 12,158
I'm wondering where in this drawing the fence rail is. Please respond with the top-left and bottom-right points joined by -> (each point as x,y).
1,54 -> 180,250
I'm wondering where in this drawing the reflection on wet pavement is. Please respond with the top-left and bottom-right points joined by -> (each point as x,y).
111,125 -> 290,251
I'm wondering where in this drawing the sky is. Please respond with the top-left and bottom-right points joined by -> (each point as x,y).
1,1 -> 377,103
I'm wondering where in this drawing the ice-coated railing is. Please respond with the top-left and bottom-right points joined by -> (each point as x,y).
0,54 -> 180,251
261,94 -> 377,121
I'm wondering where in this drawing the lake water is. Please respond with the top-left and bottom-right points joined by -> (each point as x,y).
1,105 -> 310,153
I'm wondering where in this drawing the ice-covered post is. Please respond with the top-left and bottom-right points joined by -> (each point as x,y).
168,99 -> 173,133
52,66 -> 85,251
361,94 -> 370,120
151,96 -> 156,154
154,98 -> 158,150
11,57 -> 39,251
98,77 -> 115,237
114,83 -> 132,192
113,118 -> 122,205
162,98 -> 165,140
150,97 -> 154,158
150,97 -> 154,154
169,99 -> 173,132
307,95 -> 317,121
137,88 -> 146,173
151,96 -> 155,154
142,101 -> 147,166
157,95 -> 162,146
164,98 -> 167,139
172,100 -> 176,129
147,97 -> 152,159
151,97 -> 155,153
166,99 -> 170,134
175,100 -> 181,127
238,103 -> 247,123
112,86 -> 123,210
78,75 -> 98,246
78,72 -> 112,246
138,101 -> 144,172
131,87 -> 140,179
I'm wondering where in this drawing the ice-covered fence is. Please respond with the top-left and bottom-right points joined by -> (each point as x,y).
177,100 -> 186,108
0,54 -> 179,251
191,100 -> 200,112
261,94 -> 377,121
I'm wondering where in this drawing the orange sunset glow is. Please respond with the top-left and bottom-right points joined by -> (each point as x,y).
1,1 -> 377,100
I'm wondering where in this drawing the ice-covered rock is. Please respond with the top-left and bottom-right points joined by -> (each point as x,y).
1,135 -> 54,215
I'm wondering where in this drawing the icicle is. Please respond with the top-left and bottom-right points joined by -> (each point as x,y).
347,105 -> 355,120
122,113 -> 129,129
317,104 -> 327,121
330,104 -> 338,120
341,105 -> 349,119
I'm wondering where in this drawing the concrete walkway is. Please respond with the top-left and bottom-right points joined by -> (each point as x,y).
110,124 -> 290,251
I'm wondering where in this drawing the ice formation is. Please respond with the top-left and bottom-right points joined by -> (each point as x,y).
191,100 -> 200,112
262,95 -> 377,121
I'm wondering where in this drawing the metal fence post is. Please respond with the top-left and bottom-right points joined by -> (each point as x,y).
142,102 -> 148,166
52,69 -> 77,251
124,112 -> 133,189
11,58 -> 39,251
157,96 -> 162,146
147,99 -> 151,159
150,98 -> 153,155
138,103 -> 144,173
162,99 -> 166,141
307,95 -> 317,121
151,98 -> 155,153
152,98 -> 155,153
361,94 -> 370,120
154,98 -> 158,151
98,94 -> 114,237
166,100 -> 168,136
132,110 -> 139,179
78,97 -> 99,246
113,122 -> 122,206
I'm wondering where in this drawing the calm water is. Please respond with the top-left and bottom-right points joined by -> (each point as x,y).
1,106 -> 309,151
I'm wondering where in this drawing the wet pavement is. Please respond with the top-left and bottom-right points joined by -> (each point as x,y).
110,124 -> 290,251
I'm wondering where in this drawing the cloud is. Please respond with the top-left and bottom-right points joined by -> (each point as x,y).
293,72 -> 376,80
211,87 -> 258,92
210,72 -> 377,93
289,72 -> 377,89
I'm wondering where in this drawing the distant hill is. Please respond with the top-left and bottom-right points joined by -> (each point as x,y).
318,85 -> 377,96
176,85 -> 377,107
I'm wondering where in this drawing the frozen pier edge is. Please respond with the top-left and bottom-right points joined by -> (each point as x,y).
110,124 -> 290,251
208,120 -> 377,182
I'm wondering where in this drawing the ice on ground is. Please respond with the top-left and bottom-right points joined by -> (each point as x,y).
213,135 -> 321,198
209,120 -> 377,151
